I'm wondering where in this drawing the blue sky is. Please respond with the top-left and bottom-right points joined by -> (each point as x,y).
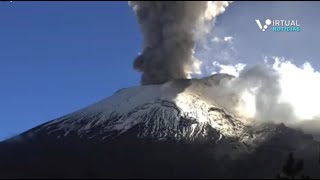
0,1 -> 142,140
0,1 -> 319,140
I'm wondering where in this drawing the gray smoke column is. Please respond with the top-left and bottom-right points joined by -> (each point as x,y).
129,1 -> 232,85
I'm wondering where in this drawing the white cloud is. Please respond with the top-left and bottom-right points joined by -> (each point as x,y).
210,56 -> 320,124
211,36 -> 221,42
270,56 -> 320,120
223,36 -> 233,43
212,61 -> 246,77
210,36 -> 234,44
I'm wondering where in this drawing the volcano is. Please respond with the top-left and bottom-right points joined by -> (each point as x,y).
0,74 -> 319,178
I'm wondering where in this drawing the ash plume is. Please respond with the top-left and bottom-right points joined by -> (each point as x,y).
203,63 -> 296,124
209,56 -> 320,135
129,1 -> 231,85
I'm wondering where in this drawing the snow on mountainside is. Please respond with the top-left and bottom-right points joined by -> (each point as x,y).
8,73 -> 317,147
13,73 -> 246,142
2,73 -> 320,178
8,73 -> 319,158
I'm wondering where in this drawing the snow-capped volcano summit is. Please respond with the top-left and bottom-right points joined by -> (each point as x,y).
41,74 -> 242,139
13,73 -> 244,142
0,74 -> 319,178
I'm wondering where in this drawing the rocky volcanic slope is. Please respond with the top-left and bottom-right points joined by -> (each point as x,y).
0,74 -> 319,178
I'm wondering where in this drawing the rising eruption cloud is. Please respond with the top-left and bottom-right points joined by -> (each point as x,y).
129,1 -> 320,136
129,1 -> 231,85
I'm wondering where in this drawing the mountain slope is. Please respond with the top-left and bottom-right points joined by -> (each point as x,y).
0,74 -> 319,178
